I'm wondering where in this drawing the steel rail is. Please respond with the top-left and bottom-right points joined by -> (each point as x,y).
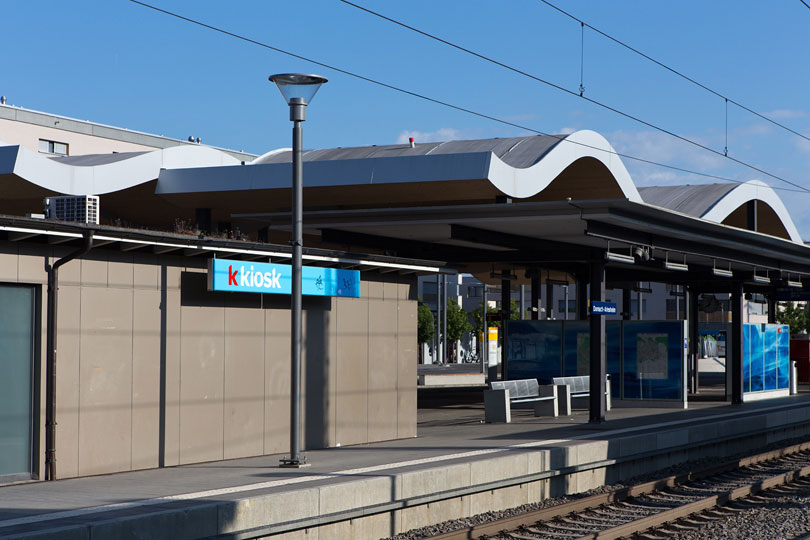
425,440 -> 810,540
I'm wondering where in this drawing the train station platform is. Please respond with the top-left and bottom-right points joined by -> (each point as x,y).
3,390 -> 810,540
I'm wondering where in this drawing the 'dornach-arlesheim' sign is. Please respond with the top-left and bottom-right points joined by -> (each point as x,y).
208,259 -> 360,298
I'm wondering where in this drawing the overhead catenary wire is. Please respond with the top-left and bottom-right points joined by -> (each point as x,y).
338,0 -> 810,194
127,0 -> 810,194
800,0 -> 810,11
539,0 -> 810,146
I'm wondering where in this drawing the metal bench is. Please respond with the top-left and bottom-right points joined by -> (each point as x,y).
552,375 -> 611,415
484,379 -> 558,422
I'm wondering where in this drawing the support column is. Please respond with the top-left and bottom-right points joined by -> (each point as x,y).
687,287 -> 699,394
767,294 -> 776,324
731,282 -> 744,405
577,275 -> 588,320
589,261 -> 606,423
501,270 -> 512,380
520,284 -> 526,320
531,273 -> 540,321
545,279 -> 553,320
622,289 -> 632,321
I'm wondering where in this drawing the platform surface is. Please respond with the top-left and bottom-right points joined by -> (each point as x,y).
2,387 -> 810,538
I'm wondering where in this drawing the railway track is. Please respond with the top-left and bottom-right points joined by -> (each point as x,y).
424,441 -> 810,540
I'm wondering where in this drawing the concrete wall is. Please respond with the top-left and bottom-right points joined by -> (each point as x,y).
2,242 -> 416,480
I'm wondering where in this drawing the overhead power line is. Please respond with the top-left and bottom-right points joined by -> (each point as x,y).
800,0 -> 810,11
338,0 -> 810,194
128,0 -> 810,194
539,0 -> 810,145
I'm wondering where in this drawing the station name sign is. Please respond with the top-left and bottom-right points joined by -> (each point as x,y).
208,259 -> 360,298
590,301 -> 617,315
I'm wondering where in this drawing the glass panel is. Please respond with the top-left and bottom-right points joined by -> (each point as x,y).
53,142 -> 68,156
749,324 -> 764,392
506,320 -> 562,383
763,325 -> 777,391
775,326 -> 787,388
743,324 -> 752,393
563,321 -> 589,376
38,139 -> 50,153
0,286 -> 34,477
606,321 -> 621,398
622,321 -> 683,400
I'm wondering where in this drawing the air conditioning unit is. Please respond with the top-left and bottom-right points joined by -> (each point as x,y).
44,196 -> 100,224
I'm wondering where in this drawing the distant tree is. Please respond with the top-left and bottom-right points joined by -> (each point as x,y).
776,301 -> 808,335
417,301 -> 435,346
471,299 -> 521,333
446,298 -> 473,361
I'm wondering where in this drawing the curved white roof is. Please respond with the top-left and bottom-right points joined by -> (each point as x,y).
0,143 -> 241,195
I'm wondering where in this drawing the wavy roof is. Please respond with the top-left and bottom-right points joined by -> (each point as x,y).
0,130 -> 802,243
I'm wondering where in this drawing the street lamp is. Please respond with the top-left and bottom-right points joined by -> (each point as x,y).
269,73 -> 328,468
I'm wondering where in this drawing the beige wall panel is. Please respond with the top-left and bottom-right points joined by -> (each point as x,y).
367,297 -> 398,442
54,285 -> 82,479
397,299 -> 417,438
367,279 -> 383,301
107,253 -> 134,289
264,308 -> 290,455
80,257 -> 107,287
383,281 -> 398,302
131,289 -> 161,470
163,288 -> 182,466
133,258 -> 159,290
223,307 -> 265,460
335,296 -> 369,446
0,247 -> 19,282
78,287 -> 133,476
18,244 -> 47,284
53,253 -> 80,286
165,265 -> 182,291
179,304 -> 225,464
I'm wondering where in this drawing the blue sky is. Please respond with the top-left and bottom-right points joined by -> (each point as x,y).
4,1 -> 810,235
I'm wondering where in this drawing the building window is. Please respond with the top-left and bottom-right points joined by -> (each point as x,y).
557,300 -> 577,312
38,139 -> 68,156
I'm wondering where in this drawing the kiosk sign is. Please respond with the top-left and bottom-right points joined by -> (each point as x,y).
590,301 -> 617,315
208,259 -> 360,297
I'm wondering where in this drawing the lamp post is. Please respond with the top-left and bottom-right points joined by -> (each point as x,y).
269,73 -> 328,468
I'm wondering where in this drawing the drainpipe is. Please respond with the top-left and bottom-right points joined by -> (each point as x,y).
45,231 -> 93,481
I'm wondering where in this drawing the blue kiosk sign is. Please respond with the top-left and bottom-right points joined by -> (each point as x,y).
208,259 -> 360,298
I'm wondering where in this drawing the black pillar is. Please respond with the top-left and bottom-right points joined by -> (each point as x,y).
531,273 -> 540,321
576,274 -> 588,320
194,207 -> 212,235
545,279 -> 553,320
622,288 -> 632,321
501,270 -> 512,380
589,261 -> 606,423
731,282 -> 744,405
687,287 -> 699,394
767,294 -> 776,324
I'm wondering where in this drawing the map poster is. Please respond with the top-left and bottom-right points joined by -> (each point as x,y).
637,333 -> 668,379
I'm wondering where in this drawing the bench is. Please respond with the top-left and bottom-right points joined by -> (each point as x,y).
484,379 -> 558,422
552,375 -> 611,415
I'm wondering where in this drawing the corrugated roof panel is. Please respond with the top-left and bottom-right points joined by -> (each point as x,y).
257,135 -> 564,169
639,184 -> 737,217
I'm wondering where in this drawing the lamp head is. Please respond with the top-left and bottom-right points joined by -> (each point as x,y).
269,73 -> 328,106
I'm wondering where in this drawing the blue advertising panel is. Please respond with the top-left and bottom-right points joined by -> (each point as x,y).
743,323 -> 790,394
208,259 -> 360,297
